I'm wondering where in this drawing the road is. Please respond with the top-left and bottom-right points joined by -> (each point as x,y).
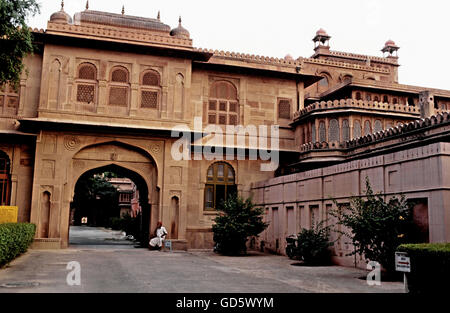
0,227 -> 404,293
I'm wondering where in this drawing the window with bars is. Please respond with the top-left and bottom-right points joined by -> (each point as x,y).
76,63 -> 97,105
278,98 -> 291,120
204,162 -> 237,211
0,84 -> 19,115
208,81 -> 239,125
109,67 -> 130,107
0,150 -> 11,205
140,70 -> 161,109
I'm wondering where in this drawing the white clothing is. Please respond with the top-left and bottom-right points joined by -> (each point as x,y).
149,226 -> 168,247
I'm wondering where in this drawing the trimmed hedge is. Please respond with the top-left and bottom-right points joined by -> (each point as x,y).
0,223 -> 36,267
398,243 -> 450,294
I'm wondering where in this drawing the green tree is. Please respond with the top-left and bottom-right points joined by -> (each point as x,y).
0,0 -> 40,86
331,178 -> 413,274
213,194 -> 268,256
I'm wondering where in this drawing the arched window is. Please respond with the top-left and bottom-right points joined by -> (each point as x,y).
408,97 -> 415,106
140,70 -> 161,109
356,92 -> 362,100
319,76 -> 329,88
374,120 -> 383,133
204,162 -> 237,211
208,81 -> 239,125
353,120 -> 362,138
76,63 -> 97,105
393,98 -> 398,105
319,121 -> 326,142
342,119 -> 350,142
329,119 -> 340,142
364,120 -> 372,136
109,66 -> 130,107
366,94 -> 372,101
0,150 -> 11,205
311,124 -> 316,143
374,96 -> 379,102
383,95 -> 389,103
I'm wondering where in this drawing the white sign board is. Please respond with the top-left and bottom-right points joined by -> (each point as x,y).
395,252 -> 411,273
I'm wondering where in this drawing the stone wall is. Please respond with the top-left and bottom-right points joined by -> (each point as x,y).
251,142 -> 450,267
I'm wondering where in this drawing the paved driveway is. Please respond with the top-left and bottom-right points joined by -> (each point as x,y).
0,227 -> 404,293
0,250 -> 404,293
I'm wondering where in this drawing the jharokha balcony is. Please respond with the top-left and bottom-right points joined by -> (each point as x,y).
293,98 -> 421,122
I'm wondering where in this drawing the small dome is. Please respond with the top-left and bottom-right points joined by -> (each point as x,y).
50,2 -> 72,24
170,17 -> 190,39
385,39 -> 396,47
316,28 -> 328,36
284,54 -> 294,61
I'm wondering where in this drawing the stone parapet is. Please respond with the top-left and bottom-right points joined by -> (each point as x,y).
294,99 -> 421,120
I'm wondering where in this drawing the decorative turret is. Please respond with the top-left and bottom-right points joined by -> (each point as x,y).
312,28 -> 331,55
313,28 -> 331,48
49,1 -> 73,24
170,16 -> 190,39
382,39 -> 399,57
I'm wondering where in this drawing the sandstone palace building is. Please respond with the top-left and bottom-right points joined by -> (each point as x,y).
1,3 -> 450,266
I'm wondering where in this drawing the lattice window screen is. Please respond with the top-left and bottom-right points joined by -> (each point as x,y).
77,85 -> 95,103
319,122 -> 326,142
109,87 -> 128,106
342,120 -> 350,141
374,120 -> 383,133
142,71 -> 160,86
278,99 -> 291,119
111,69 -> 128,83
78,65 -> 96,80
329,119 -> 340,142
141,90 -> 158,109
364,121 -> 372,136
354,121 -> 362,138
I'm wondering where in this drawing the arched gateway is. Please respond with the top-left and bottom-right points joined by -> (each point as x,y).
30,139 -> 160,249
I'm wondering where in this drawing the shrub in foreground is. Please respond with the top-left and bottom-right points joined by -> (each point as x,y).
398,243 -> 450,294
213,194 -> 268,256
290,221 -> 333,265
0,223 -> 36,267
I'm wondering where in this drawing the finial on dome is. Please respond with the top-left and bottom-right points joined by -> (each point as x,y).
61,0 -> 64,10
86,1 -> 89,10
121,5 -> 125,15
157,10 -> 160,20
179,16 -> 182,24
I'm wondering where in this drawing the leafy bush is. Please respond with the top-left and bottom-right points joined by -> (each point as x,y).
331,178 -> 413,273
213,194 -> 268,256
0,223 -> 36,267
398,243 -> 450,294
290,221 -> 333,265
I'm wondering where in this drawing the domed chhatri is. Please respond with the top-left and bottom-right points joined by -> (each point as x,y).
50,1 -> 73,24
170,16 -> 190,39
284,54 -> 294,61
313,28 -> 331,47
382,39 -> 400,55
316,28 -> 328,37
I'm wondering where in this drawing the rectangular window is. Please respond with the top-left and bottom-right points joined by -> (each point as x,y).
141,90 -> 159,109
109,87 -> 128,106
77,84 -> 95,103
278,99 -> 291,120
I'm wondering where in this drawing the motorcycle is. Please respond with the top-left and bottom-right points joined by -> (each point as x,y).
285,234 -> 299,260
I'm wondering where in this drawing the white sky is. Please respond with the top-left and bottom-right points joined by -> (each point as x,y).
28,0 -> 450,90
